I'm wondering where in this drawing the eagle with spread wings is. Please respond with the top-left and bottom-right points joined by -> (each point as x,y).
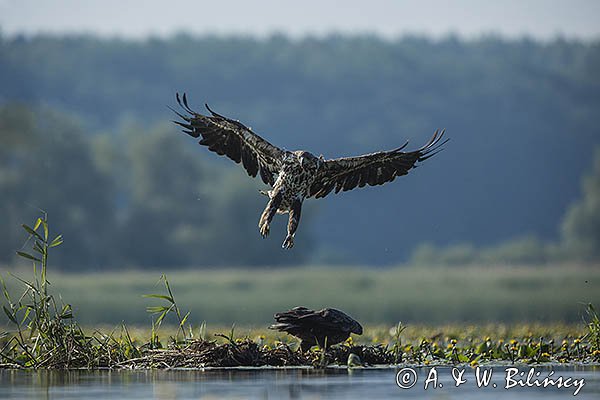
172,93 -> 448,249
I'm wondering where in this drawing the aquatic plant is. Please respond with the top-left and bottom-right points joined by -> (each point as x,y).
1,214 -> 102,368
144,274 -> 192,347
584,303 -> 600,352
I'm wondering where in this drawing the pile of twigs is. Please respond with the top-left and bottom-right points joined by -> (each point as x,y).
115,336 -> 393,369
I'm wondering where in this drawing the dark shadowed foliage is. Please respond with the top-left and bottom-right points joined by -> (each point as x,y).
561,147 -> 600,261
0,104 -> 116,269
0,105 -> 311,268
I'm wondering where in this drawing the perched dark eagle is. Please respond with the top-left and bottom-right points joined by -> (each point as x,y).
172,93 -> 448,249
269,306 -> 363,351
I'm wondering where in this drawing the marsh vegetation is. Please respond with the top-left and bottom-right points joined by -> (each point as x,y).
1,216 -> 599,369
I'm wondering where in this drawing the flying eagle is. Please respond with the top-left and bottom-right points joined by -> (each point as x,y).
172,93 -> 448,249
269,306 -> 363,352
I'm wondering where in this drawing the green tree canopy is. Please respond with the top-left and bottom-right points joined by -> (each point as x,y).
0,104 -> 115,268
0,104 -> 312,269
1,34 -> 599,265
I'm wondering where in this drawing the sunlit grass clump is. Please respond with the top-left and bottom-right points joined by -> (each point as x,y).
0,214 -> 130,368
1,215 -> 599,369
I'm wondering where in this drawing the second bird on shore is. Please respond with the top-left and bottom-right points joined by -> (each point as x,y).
269,306 -> 363,352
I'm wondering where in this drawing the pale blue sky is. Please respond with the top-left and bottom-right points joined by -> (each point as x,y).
1,0 -> 599,40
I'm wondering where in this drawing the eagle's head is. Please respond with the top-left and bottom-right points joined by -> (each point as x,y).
295,151 -> 324,172
350,320 -> 363,335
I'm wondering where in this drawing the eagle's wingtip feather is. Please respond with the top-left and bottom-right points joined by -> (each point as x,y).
175,92 -> 194,114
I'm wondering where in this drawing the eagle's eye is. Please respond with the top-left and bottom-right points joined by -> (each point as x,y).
353,322 -> 363,335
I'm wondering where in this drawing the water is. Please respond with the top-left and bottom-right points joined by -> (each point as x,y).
1,365 -> 599,399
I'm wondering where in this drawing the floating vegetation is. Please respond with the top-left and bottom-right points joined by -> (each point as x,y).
1,215 -> 600,369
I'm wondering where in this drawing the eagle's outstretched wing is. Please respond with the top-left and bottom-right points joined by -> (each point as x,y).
270,307 -> 362,335
172,93 -> 285,186
296,308 -> 362,333
308,129 -> 448,199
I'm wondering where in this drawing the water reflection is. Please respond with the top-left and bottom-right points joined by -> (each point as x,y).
0,366 -> 598,399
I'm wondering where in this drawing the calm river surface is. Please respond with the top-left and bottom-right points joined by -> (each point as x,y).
1,365 -> 599,399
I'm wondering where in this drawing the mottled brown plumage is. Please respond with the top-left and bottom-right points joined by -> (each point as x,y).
171,93 -> 284,186
172,93 -> 448,248
269,306 -> 363,352
308,135 -> 446,198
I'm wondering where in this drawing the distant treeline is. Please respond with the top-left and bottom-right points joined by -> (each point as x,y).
0,34 -> 599,268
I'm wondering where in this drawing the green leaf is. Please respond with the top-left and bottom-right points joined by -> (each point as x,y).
433,349 -> 445,358
476,342 -> 489,354
21,224 -> 43,241
8,273 -> 37,292
155,311 -> 168,325
0,275 -> 11,302
16,251 -> 42,263
518,344 -> 535,358
180,311 -> 190,328
33,218 -> 42,231
538,353 -> 550,362
49,235 -> 63,248
21,307 -> 31,325
41,220 -> 48,241
146,306 -> 169,314
3,306 -> 17,324
142,294 -> 174,303
60,304 -> 73,319
33,240 -> 45,254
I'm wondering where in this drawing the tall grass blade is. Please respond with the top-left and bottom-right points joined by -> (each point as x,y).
16,251 -> 42,263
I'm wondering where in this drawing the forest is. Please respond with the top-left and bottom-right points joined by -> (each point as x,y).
1,33 -> 599,268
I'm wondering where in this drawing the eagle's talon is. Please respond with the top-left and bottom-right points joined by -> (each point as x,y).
282,235 -> 294,249
259,223 -> 270,238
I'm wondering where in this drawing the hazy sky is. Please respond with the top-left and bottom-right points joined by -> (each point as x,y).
1,0 -> 599,40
